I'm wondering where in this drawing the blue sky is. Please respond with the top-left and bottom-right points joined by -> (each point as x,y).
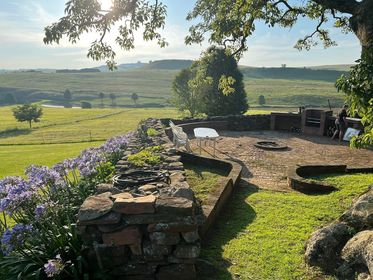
0,0 -> 361,69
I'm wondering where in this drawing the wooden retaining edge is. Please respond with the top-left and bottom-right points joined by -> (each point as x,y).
288,164 -> 373,194
178,152 -> 242,242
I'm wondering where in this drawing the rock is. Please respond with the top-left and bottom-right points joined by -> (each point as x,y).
78,195 -> 114,222
304,223 -> 353,271
96,183 -> 121,195
123,213 -> 195,225
195,259 -> 219,279
102,226 -> 142,246
147,220 -> 198,233
173,244 -> 200,259
161,183 -> 195,201
340,189 -> 373,230
98,221 -> 127,233
167,255 -> 196,264
156,264 -> 196,280
113,195 -> 156,214
165,162 -> 184,171
156,196 -> 194,216
182,231 -> 200,243
341,230 -> 373,277
164,156 -> 181,163
129,243 -> 143,255
78,211 -> 121,226
112,192 -> 134,200
111,263 -> 157,276
94,244 -> 130,268
138,184 -> 158,193
143,240 -> 172,256
169,172 -> 186,184
149,232 -> 180,246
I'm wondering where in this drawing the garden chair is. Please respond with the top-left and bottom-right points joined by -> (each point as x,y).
169,121 -> 191,152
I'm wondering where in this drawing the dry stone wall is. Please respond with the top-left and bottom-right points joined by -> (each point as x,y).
77,119 -> 200,280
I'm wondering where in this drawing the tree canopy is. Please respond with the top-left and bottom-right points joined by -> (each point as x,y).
173,47 -> 248,116
12,104 -> 43,128
44,0 -> 373,145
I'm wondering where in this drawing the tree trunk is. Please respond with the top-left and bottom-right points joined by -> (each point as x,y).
349,0 -> 373,59
29,120 -> 32,129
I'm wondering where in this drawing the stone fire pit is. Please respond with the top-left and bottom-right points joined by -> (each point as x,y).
254,141 -> 288,150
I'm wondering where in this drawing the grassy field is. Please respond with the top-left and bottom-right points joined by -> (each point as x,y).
245,78 -> 344,107
0,70 -> 345,108
201,173 -> 373,279
0,142 -> 102,178
0,107 -> 179,178
0,107 -> 178,145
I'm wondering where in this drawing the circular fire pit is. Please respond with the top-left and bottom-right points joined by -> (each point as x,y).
113,170 -> 170,188
254,141 -> 288,150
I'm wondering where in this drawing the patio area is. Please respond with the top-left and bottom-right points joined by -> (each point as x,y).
189,130 -> 373,192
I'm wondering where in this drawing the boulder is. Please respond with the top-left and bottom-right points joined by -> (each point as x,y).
96,183 -> 121,195
340,188 -> 373,230
78,195 -> 114,222
305,223 -> 353,271
341,230 -> 373,277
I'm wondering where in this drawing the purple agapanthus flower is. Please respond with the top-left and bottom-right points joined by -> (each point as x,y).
44,254 -> 64,278
34,204 -> 47,220
0,177 -> 35,215
26,165 -> 66,191
1,223 -> 32,255
53,158 -> 77,176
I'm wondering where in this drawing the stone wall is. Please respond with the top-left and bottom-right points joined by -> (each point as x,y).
77,119 -> 200,280
161,114 -> 271,135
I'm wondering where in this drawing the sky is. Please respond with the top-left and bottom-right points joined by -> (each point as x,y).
0,0 -> 362,69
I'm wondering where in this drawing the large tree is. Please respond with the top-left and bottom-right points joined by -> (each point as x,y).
44,0 -> 373,144
172,68 -> 199,117
12,104 -> 43,128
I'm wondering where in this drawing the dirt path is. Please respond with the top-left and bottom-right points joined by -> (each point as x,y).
190,130 -> 373,192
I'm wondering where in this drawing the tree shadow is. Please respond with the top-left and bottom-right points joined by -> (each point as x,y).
197,180 -> 259,280
0,128 -> 31,139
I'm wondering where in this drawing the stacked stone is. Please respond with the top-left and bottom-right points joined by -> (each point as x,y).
76,119 -> 200,280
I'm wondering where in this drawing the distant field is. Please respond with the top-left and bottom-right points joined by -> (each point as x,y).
0,107 -> 178,178
0,142 -> 101,178
0,69 -> 346,108
245,78 -> 345,107
0,107 -> 178,145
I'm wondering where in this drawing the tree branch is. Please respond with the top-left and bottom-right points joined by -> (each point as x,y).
311,0 -> 359,14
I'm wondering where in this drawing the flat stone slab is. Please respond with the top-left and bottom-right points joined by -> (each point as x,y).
102,226 -> 142,246
113,195 -> 156,214
78,195 -> 114,222
156,196 -> 194,216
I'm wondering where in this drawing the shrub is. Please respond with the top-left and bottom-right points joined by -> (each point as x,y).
81,101 -> 92,109
127,146 -> 162,167
146,128 -> 159,137
0,133 -> 133,279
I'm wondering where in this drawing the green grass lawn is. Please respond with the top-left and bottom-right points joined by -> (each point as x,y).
0,142 -> 103,178
0,106 -> 178,178
245,78 -> 344,108
201,173 -> 373,280
184,162 -> 229,204
0,107 -> 178,144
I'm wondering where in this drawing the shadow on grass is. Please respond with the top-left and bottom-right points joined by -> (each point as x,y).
0,128 -> 31,139
198,180 -> 258,280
